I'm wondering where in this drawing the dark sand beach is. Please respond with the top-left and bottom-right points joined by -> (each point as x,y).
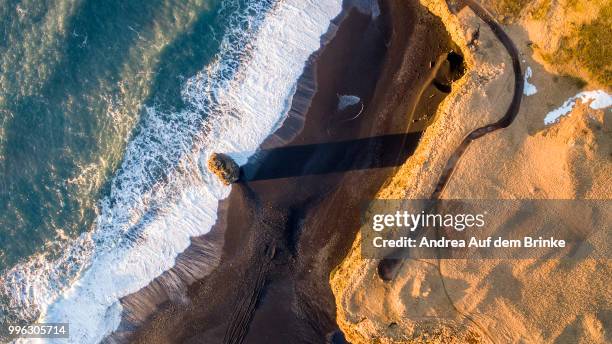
112,0 -> 462,342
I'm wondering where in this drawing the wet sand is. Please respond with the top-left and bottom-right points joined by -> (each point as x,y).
117,1 -> 460,343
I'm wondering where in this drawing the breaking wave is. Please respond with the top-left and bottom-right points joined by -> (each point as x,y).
0,0 -> 342,342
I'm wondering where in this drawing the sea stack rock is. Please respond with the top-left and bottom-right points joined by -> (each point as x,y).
207,153 -> 239,185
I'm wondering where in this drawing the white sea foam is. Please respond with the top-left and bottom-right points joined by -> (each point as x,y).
523,66 -> 537,96
544,90 -> 612,125
2,0 -> 342,342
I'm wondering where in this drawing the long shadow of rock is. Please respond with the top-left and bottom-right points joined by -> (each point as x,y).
241,132 -> 421,181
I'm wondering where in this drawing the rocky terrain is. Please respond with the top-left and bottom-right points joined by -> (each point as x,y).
207,153 -> 240,185
485,0 -> 610,89
330,0 -> 611,343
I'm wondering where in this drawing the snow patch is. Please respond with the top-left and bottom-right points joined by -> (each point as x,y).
544,90 -> 612,125
523,66 -> 537,96
337,94 -> 361,110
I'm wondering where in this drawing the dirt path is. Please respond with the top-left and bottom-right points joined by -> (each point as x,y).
431,0 -> 524,198
377,3 -> 524,341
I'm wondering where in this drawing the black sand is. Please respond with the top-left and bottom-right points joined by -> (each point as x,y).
113,1 -> 462,343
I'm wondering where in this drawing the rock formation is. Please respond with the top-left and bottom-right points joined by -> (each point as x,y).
207,153 -> 239,185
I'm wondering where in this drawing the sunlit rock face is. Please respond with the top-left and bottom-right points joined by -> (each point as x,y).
208,153 -> 240,185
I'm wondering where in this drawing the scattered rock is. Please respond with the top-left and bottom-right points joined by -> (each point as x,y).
207,153 -> 239,185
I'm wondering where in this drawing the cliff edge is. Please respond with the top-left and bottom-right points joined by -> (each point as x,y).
330,0 -> 611,343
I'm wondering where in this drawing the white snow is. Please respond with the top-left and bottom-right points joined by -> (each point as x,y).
523,66 -> 537,96
544,90 -> 612,125
337,94 -> 361,110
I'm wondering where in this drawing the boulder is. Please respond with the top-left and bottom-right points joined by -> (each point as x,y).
207,153 -> 239,185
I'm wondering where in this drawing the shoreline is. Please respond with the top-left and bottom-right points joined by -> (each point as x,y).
115,0 -> 460,342
106,4 -> 349,342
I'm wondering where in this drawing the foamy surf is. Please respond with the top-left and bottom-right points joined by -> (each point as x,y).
1,0 -> 343,342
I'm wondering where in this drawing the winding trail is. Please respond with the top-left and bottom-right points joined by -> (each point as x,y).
431,0 -> 524,198
378,1 -> 524,342
379,0 -> 523,275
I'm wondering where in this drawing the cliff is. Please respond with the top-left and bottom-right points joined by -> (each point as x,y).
330,0 -> 611,343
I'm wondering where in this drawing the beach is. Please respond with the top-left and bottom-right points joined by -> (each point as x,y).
1,0 -> 608,342
109,0 -> 462,342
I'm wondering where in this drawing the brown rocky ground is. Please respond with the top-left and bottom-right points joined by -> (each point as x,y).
330,0 -> 611,343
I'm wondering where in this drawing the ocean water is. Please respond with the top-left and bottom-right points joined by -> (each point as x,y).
0,0 -> 342,342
